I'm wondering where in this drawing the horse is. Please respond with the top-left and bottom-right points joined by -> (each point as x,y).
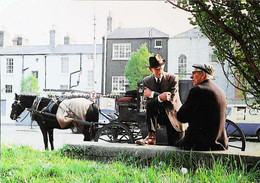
10,93 -> 99,150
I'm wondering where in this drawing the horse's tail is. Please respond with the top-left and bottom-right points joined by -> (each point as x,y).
86,103 -> 99,122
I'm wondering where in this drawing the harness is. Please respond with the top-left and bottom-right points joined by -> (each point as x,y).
31,96 -> 42,121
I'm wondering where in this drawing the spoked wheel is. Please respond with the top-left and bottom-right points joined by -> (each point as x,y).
94,123 -> 134,144
126,122 -> 142,141
225,119 -> 246,151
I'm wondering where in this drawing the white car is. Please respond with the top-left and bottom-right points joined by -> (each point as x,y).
227,105 -> 260,141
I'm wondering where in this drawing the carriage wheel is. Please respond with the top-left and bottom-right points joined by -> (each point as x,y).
128,122 -> 143,141
94,123 -> 134,144
225,119 -> 246,151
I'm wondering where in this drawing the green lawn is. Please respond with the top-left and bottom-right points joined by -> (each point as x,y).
1,144 -> 259,183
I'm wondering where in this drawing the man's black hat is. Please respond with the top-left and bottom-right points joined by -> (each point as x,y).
149,54 -> 166,68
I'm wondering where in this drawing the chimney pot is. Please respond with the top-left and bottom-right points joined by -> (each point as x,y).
64,36 -> 69,45
0,31 -> 4,47
49,29 -> 55,48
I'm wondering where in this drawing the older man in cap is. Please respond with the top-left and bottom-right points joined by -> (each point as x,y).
176,63 -> 228,151
136,54 -> 187,145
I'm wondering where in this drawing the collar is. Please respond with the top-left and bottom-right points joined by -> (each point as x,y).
154,75 -> 163,81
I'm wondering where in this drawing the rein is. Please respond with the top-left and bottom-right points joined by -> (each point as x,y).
16,111 -> 30,123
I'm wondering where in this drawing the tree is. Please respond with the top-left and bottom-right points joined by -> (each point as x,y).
125,43 -> 153,90
166,0 -> 260,109
21,74 -> 40,95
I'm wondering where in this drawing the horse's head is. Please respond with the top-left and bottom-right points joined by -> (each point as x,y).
10,94 -> 25,120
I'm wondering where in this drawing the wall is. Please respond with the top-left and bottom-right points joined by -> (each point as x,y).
104,38 -> 168,94
168,37 -> 235,99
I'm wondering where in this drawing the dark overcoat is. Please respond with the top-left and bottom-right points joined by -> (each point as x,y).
143,72 -> 188,132
177,79 -> 228,150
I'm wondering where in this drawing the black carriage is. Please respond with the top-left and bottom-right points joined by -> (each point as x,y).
94,83 -> 147,144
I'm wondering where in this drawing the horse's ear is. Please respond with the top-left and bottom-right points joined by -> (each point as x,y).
15,93 -> 19,100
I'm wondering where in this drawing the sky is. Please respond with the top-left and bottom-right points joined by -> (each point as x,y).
0,0 -> 194,46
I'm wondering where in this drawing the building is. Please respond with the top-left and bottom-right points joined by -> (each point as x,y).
168,27 -> 236,101
0,29 -> 102,124
102,27 -> 169,94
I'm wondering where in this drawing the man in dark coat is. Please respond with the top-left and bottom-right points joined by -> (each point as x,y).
176,63 -> 228,151
136,54 -> 187,145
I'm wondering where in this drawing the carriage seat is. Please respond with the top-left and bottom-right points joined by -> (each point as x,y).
117,97 -> 137,109
117,90 -> 139,109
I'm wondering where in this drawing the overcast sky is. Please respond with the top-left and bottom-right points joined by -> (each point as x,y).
0,0 -> 194,46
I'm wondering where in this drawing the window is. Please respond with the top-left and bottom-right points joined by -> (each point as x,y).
154,39 -> 162,48
112,43 -> 131,60
6,58 -> 13,73
32,71 -> 38,78
237,107 -> 246,120
178,54 -> 187,75
210,54 -> 218,62
112,76 -> 129,93
60,85 -> 68,89
87,70 -> 94,88
61,57 -> 69,73
1,100 -> 6,116
5,85 -> 12,93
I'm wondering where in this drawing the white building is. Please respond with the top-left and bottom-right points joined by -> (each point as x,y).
0,30 -> 103,124
168,27 -> 236,100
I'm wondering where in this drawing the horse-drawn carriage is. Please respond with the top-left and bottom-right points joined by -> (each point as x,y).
10,83 -> 246,151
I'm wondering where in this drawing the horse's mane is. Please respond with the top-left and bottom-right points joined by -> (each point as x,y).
18,95 -> 52,104
19,94 -> 38,97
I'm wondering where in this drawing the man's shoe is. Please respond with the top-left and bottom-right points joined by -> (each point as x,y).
136,133 -> 156,145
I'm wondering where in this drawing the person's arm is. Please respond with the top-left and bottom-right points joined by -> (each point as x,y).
158,75 -> 178,103
169,75 -> 179,100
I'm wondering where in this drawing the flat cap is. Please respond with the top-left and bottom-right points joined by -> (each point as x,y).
192,63 -> 215,76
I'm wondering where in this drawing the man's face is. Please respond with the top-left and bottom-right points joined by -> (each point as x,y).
190,68 -> 204,85
150,65 -> 164,78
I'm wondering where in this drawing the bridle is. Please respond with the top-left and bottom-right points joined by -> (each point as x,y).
11,100 -> 27,122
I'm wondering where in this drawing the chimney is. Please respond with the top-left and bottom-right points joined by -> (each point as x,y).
49,28 -> 55,48
107,12 -> 113,34
12,37 -> 18,46
64,35 -> 69,45
0,31 -> 3,47
17,36 -> 22,45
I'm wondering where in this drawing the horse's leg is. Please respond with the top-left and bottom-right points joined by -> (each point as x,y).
39,126 -> 49,150
83,125 -> 91,141
48,129 -> 54,150
85,103 -> 99,140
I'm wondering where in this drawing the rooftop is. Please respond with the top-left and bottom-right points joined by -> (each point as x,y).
107,27 -> 169,39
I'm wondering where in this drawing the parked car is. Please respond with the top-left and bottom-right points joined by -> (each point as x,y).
227,104 -> 260,141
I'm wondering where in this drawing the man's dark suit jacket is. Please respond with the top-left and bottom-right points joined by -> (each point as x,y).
177,79 -> 228,151
143,72 -> 187,132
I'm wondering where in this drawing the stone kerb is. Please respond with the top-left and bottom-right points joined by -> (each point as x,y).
62,142 -> 260,169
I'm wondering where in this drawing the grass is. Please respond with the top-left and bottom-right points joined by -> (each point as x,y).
1,143 -> 259,183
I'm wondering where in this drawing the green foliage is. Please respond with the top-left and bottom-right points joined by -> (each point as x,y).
1,144 -> 259,182
167,0 -> 260,109
21,74 -> 40,95
124,43 -> 153,90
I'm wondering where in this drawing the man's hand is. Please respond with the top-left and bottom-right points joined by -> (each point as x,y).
144,87 -> 152,98
159,92 -> 171,101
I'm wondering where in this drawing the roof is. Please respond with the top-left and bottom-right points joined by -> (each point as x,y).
174,27 -> 206,38
0,44 -> 103,56
107,27 -> 169,39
